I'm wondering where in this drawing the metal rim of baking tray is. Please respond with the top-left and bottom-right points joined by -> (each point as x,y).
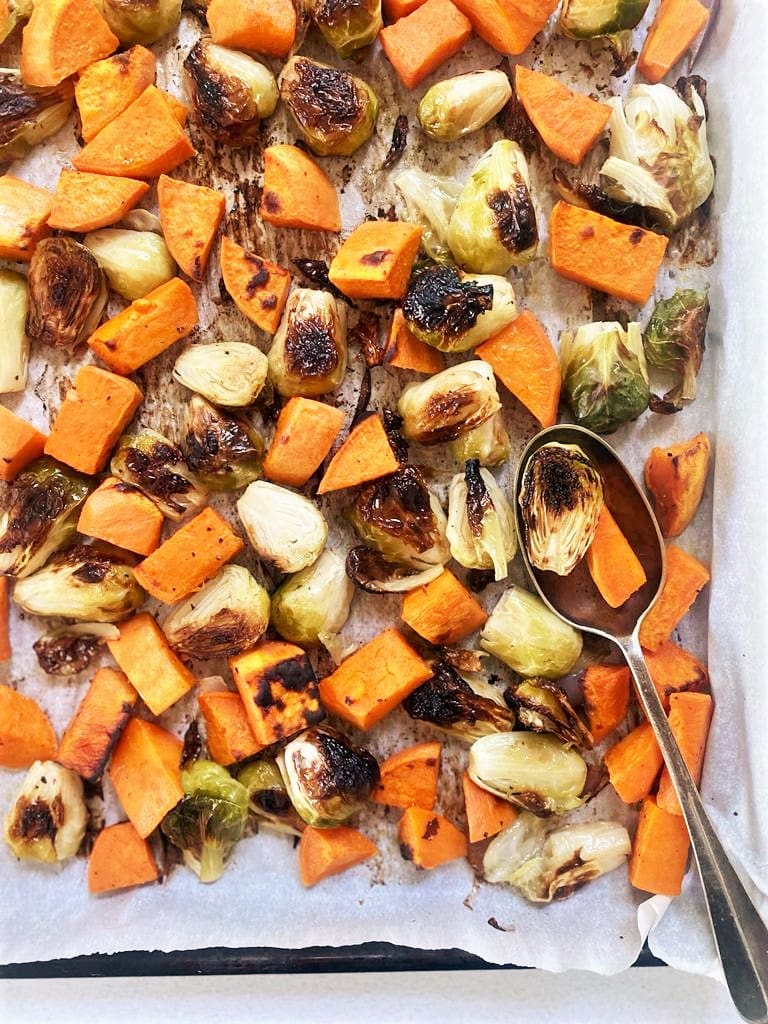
1,942 -> 664,977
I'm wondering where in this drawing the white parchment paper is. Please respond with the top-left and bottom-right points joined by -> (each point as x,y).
1,0 -> 766,976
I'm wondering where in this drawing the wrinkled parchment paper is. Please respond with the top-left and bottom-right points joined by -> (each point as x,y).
1,0 -> 766,976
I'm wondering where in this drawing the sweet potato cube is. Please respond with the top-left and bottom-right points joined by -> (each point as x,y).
259,145 -> 341,233
0,174 -> 53,261
75,45 -> 156,143
317,414 -> 400,494
644,433 -> 711,538
88,820 -> 160,893
318,628 -> 433,730
157,175 -> 226,283
107,613 -> 196,717
628,796 -> 690,896
57,667 -> 138,782
108,718 -> 184,838
643,640 -> 708,711
638,545 -> 710,652
373,741 -> 441,810
229,641 -> 325,747
638,0 -> 711,85
220,236 -> 291,334
515,65 -> 611,165
380,0 -> 472,90
398,807 -> 468,869
87,277 -> 199,376
656,691 -> 713,815
604,722 -> 663,804
263,398 -> 346,488
384,310 -> 445,374
401,569 -> 487,645
44,365 -> 143,476
328,221 -> 423,300
299,825 -> 378,887
133,508 -> 244,604
198,690 -> 265,766
581,664 -> 630,744
0,683 -> 58,769
0,406 -> 47,482
20,0 -> 118,88
451,0 -> 558,55
462,771 -> 517,843
585,507 -> 648,609
77,477 -> 164,556
49,171 -> 150,233
207,0 -> 297,58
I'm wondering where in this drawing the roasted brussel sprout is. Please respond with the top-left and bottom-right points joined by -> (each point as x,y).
349,465 -> 450,570
271,549 -> 354,646
237,480 -> 328,573
398,361 -> 501,445
84,228 -> 176,301
4,761 -> 87,864
33,622 -> 119,676
183,395 -> 263,491
184,37 -> 278,146
93,0 -> 181,44
469,732 -> 588,816
404,660 -> 515,743
0,269 -> 29,394
448,140 -> 538,274
446,460 -> 516,582
643,289 -> 709,412
173,342 -> 269,408
449,411 -> 510,467
278,727 -> 380,828
483,812 -> 631,900
394,168 -> 462,264
268,289 -> 347,398
279,56 -> 378,156
559,0 -> 649,38
162,564 -> 270,658
560,322 -> 650,434
480,586 -> 583,679
312,0 -> 383,59
418,70 -> 512,143
237,759 -> 304,835
600,82 -> 714,233
401,266 -> 516,353
111,430 -> 207,520
0,458 -> 92,578
518,442 -> 604,576
12,543 -> 145,622
0,71 -> 72,163
161,760 -> 249,883
26,238 -> 107,350
345,546 -> 445,593
508,679 -> 592,747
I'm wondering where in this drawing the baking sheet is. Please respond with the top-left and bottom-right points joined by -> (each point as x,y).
1,0 -> 766,976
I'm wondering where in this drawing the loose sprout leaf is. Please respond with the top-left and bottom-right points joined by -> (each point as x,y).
382,113 -> 409,168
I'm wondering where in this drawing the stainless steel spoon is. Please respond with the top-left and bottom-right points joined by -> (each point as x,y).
513,424 -> 768,1024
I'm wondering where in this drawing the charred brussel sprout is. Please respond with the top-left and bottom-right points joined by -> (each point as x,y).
349,465 -> 449,570
483,812 -> 631,900
382,112 -> 408,168
398,361 -> 501,446
271,549 -> 354,646
268,289 -> 347,398
173,342 -> 269,408
4,760 -> 87,864
312,0 -> 383,59
519,442 -> 604,576
111,429 -> 207,520
0,270 -> 29,394
13,543 -> 145,622
162,564 -> 270,658
560,322 -> 650,434
509,679 -> 593,748
279,726 -> 380,828
237,480 -> 328,573
394,168 -> 462,265
33,622 -> 119,676
469,732 -> 587,816
446,460 -> 516,582
184,37 -> 278,146
552,168 -> 647,227
449,411 -> 510,467
237,759 -> 304,835
183,395 -> 263,491
643,289 -> 709,412
404,660 -> 515,743
84,228 -> 176,302
481,586 -> 583,679
558,0 -> 649,38
0,71 -> 72,163
161,760 -> 249,883
94,0 -> 181,44
401,266 -> 516,352
345,546 -> 444,593
26,238 -> 107,351
418,70 -> 512,143
0,458 -> 92,578
600,81 -> 714,232
448,140 -> 538,274
279,56 -> 378,156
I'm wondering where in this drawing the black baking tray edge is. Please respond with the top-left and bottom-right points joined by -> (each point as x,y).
1,942 -> 664,977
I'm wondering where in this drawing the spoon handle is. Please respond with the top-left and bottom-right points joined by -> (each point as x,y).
621,635 -> 768,1024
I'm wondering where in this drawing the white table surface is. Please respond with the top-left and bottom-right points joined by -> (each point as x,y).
0,967 -> 741,1023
